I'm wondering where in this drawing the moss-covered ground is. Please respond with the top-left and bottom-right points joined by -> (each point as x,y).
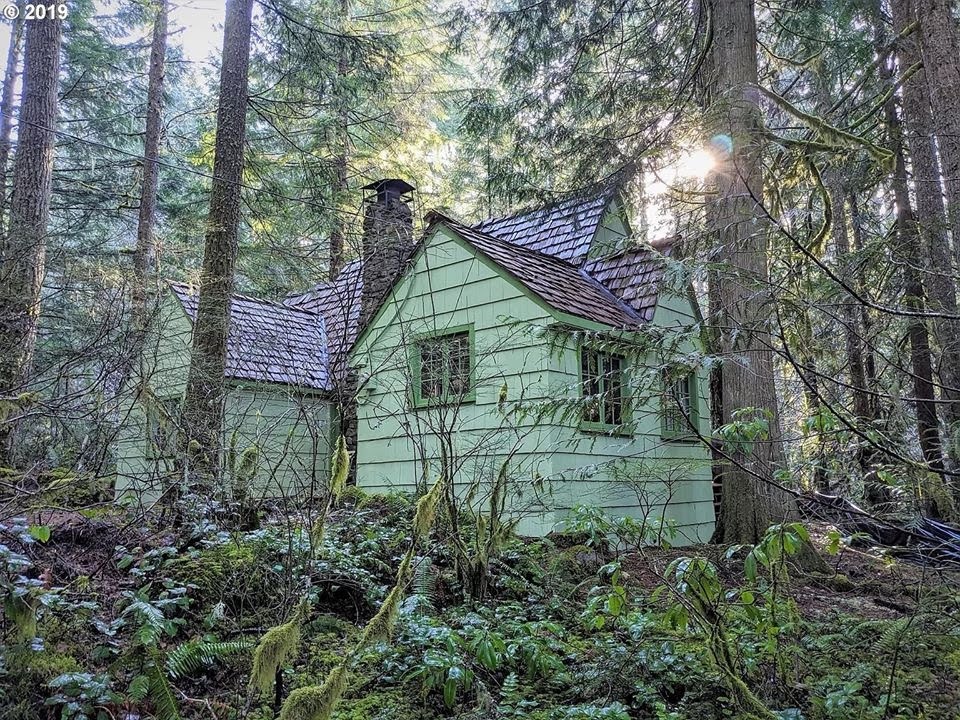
1,494 -> 958,720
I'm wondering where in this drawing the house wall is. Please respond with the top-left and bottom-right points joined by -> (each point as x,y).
353,227 -> 716,542
545,283 -> 715,544
589,197 -> 631,257
353,228 -> 559,518
113,295 -> 331,505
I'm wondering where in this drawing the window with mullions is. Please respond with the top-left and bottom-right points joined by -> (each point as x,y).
662,372 -> 697,439
413,329 -> 473,405
580,349 -> 628,429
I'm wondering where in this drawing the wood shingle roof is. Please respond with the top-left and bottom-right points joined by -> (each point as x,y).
442,217 -> 644,329
170,282 -> 331,391
172,192 -> 674,390
473,192 -> 610,267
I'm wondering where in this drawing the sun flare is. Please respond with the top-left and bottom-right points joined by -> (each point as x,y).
675,148 -> 717,179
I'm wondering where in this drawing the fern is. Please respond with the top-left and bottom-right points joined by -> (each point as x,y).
146,647 -> 181,720
167,638 -> 252,680
411,557 -> 437,612
873,618 -> 913,657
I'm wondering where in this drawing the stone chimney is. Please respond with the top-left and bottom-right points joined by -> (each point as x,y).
360,178 -> 415,327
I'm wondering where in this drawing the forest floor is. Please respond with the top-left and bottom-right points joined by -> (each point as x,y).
2,493 -> 959,720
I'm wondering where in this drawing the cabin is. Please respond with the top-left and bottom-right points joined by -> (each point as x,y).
115,180 -> 715,542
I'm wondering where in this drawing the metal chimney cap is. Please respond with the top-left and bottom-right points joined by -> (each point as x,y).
361,178 -> 416,195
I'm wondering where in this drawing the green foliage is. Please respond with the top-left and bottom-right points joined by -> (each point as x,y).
278,665 -> 348,720
715,408 -> 773,456
7,502 -> 959,720
166,637 -> 252,679
249,601 -> 310,697
279,477 -> 446,720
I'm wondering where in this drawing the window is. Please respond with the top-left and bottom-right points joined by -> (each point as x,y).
662,372 -> 697,439
580,348 -> 629,429
413,328 -> 473,405
145,397 -> 180,460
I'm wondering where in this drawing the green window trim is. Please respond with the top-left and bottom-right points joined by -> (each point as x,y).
661,371 -> 699,442
577,346 -> 633,436
408,324 -> 477,408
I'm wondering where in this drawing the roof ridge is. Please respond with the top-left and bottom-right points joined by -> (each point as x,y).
473,186 -> 614,229
168,280 -> 322,318
442,218 -> 643,326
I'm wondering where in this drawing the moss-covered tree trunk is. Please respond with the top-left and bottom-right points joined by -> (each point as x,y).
182,0 -> 254,482
875,7 -> 947,510
0,5 -> 63,462
131,0 -> 168,334
914,0 -> 960,271
0,3 -> 25,235
705,0 -> 788,543
893,0 -> 960,472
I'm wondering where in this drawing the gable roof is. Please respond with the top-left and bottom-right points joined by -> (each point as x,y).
473,192 -> 612,267
439,217 -> 644,329
584,243 -> 671,322
169,282 -> 330,391
162,189 -> 680,391
284,259 -> 363,379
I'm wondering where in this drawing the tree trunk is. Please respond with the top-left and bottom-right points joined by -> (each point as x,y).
876,19 -> 947,509
0,5 -> 64,461
0,3 -> 25,234
181,0 -> 254,482
848,193 -> 881,422
705,0 -> 790,544
894,0 -> 960,466
914,0 -> 960,268
827,180 -> 872,422
131,0 -> 168,333
328,0 -> 350,281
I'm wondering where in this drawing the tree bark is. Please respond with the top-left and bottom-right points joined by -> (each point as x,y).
893,0 -> 960,462
914,0 -> 960,269
0,4 -> 63,460
826,179 -> 872,426
132,0 -> 168,333
328,0 -> 350,281
0,3 -> 25,235
848,192 -> 881,422
876,17 -> 947,508
181,0 -> 254,481
705,0 -> 791,543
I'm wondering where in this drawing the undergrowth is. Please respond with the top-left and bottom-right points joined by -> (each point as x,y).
0,502 -> 957,719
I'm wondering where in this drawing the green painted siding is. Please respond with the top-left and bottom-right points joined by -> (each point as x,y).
113,294 -> 331,504
589,197 -> 630,257
354,227 -> 558,510
543,282 -> 714,543
353,225 -> 715,542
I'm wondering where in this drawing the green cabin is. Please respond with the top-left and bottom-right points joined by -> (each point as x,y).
115,180 -> 715,542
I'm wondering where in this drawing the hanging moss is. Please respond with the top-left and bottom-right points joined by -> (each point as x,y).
278,664 -> 348,720
248,600 -> 310,697
279,478 -> 446,720
330,435 -> 350,503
